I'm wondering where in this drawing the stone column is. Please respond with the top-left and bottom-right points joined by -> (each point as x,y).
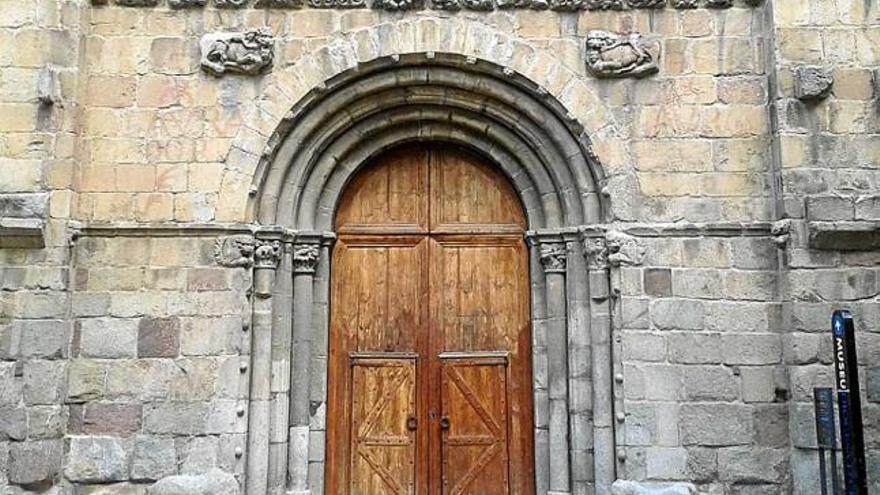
539,239 -> 571,495
582,233 -> 614,495
247,237 -> 282,495
287,236 -> 322,495
565,232 -> 593,495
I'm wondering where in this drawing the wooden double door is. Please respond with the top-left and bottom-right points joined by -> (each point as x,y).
325,145 -> 534,495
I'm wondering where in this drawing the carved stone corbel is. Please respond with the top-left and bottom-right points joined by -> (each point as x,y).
771,219 -> 792,248
605,230 -> 646,267
214,234 -> 255,267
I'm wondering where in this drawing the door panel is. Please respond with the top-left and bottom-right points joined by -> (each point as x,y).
336,146 -> 429,234
439,354 -> 510,495
327,144 -> 533,495
350,355 -> 418,495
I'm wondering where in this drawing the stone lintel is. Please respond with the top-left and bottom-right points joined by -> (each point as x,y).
808,221 -> 880,251
0,217 -> 45,248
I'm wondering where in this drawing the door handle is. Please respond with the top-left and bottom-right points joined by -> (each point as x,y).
440,416 -> 450,430
407,416 -> 418,431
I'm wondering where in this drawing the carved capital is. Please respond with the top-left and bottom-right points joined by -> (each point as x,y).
606,230 -> 646,267
214,235 -> 255,268
254,239 -> 282,269
582,237 -> 609,270
771,219 -> 792,248
585,31 -> 659,79
200,29 -> 274,76
293,243 -> 321,274
539,242 -> 567,273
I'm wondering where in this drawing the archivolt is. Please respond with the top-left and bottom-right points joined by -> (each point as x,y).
250,52 -> 608,230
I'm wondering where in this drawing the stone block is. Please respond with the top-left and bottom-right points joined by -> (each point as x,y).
644,269 -> 672,297
683,365 -> 739,401
793,66 -> 833,101
138,317 -> 180,358
753,404 -> 788,448
855,195 -> 880,221
83,403 -> 143,436
680,403 -> 753,446
15,319 -> 67,358
0,405 -> 27,440
622,332 -> 666,362
717,447 -> 787,483
143,402 -> 207,435
667,333 -> 721,364
868,367 -> 880,403
650,299 -> 704,330
721,334 -> 782,365
178,435 -> 218,473
806,195 -> 855,221
685,447 -> 717,482
66,436 -> 132,482
146,468 -> 238,495
740,366 -> 778,403
672,269 -> 723,299
621,298 -> 650,329
23,359 -> 66,404
9,439 -> 63,485
80,318 -> 139,358
645,447 -> 689,480
132,436 -> 177,481
26,405 -> 68,439
67,360 -> 107,402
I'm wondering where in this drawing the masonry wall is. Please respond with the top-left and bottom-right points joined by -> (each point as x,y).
0,0 -> 878,493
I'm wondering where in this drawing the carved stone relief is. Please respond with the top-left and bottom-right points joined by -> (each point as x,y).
309,0 -> 365,7
605,231 -> 646,267
292,244 -> 321,273
771,219 -> 792,247
704,0 -> 731,6
372,0 -> 420,9
169,0 -> 206,8
626,0 -> 665,8
215,235 -> 256,267
585,31 -> 659,79
539,243 -> 568,273
200,29 -> 274,77
254,239 -> 282,269
254,0 -> 302,7
432,0 -> 494,9
583,237 -> 609,270
584,0 -> 625,8
214,0 -> 249,7
670,0 -> 697,7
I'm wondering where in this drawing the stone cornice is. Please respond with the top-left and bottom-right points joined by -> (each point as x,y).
91,0 -> 757,9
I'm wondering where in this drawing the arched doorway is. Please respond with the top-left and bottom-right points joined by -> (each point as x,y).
325,144 -> 534,495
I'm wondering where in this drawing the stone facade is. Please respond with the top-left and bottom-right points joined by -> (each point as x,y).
1,1 -> 879,494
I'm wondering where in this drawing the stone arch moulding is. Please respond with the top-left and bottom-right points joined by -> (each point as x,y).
242,52 -> 620,495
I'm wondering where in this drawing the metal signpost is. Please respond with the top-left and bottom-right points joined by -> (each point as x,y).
831,310 -> 868,495
814,387 -> 840,495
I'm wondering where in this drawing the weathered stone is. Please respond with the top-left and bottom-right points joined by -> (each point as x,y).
80,318 -> 139,358
199,30 -> 274,77
131,436 -> 177,481
717,447 -> 787,483
793,66 -> 834,101
0,405 -> 27,440
138,317 -> 180,358
83,403 -> 142,436
868,367 -> 880,403
680,404 -> 753,446
168,0 -> 207,6
650,299 -> 705,330
23,359 -> 66,404
611,480 -> 697,495
626,0 -> 664,7
9,439 -> 64,485
147,468 -> 238,495
644,268 -> 672,297
586,31 -> 659,79
66,437 -> 131,482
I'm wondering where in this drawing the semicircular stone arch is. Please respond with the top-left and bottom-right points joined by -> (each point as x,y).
243,50 -> 619,495
251,53 -> 608,230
